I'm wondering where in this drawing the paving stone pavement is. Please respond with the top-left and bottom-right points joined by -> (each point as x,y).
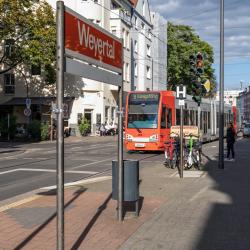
0,138 -> 249,250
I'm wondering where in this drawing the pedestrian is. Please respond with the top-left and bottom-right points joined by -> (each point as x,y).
226,122 -> 236,161
100,124 -> 105,136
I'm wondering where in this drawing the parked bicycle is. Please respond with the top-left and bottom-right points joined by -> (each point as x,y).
183,133 -> 202,170
164,132 -> 180,169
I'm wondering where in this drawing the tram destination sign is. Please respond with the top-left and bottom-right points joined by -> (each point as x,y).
130,93 -> 160,103
64,7 -> 122,73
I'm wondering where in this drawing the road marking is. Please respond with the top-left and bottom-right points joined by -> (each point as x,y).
0,168 -> 98,175
40,176 -> 112,190
0,169 -> 19,175
170,171 -> 178,177
189,186 -> 208,202
0,195 -> 39,212
72,157 -> 114,170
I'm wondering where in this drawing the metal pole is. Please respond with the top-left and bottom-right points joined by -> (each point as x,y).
151,58 -> 153,90
7,113 -> 10,141
180,104 -> 184,178
219,0 -> 224,169
198,105 -> 201,137
56,1 -> 65,249
51,102 -> 53,142
117,85 -> 124,221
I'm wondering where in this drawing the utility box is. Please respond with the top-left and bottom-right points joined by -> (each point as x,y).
112,160 -> 139,202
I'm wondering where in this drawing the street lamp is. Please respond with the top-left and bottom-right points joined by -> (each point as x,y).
218,0 -> 224,169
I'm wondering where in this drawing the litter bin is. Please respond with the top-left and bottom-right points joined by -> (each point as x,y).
112,159 -> 139,216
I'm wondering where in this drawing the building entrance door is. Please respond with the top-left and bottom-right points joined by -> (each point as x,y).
84,109 -> 93,133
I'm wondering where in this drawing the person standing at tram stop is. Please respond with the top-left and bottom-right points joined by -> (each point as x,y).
226,122 -> 236,161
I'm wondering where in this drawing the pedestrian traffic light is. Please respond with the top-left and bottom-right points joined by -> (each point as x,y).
189,55 -> 196,75
196,52 -> 204,75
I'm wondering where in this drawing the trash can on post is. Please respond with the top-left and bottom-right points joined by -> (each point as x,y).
112,159 -> 139,216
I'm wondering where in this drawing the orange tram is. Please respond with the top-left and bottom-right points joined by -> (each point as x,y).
124,91 -> 238,152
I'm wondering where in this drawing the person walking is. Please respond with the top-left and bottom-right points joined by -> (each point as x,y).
226,122 -> 236,161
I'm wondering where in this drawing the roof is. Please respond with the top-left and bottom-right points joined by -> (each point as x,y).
0,97 -> 74,106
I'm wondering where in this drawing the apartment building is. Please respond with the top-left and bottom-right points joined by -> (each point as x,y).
150,12 -> 167,90
130,0 -> 153,91
47,0 -> 133,135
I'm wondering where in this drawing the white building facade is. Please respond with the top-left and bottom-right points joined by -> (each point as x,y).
216,89 -> 243,106
47,0 -> 132,135
150,12 -> 167,90
130,0 -> 153,91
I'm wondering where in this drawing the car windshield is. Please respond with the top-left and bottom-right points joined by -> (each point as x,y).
128,93 -> 160,129
245,124 -> 250,128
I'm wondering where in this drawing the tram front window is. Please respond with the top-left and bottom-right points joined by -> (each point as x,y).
128,93 -> 159,129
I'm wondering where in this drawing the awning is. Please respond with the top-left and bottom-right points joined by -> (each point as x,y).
0,97 -> 75,106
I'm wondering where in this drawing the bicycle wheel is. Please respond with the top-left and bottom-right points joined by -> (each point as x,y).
170,149 -> 178,169
164,150 -> 171,168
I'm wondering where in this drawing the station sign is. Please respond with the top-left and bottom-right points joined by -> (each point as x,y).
64,7 -> 122,73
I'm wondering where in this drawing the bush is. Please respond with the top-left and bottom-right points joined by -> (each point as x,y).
0,115 -> 17,139
41,122 -> 50,140
78,118 -> 91,136
27,120 -> 41,140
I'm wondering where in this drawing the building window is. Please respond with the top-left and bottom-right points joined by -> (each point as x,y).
126,31 -> 130,49
4,39 -> 15,58
111,107 -> 116,121
148,30 -> 152,39
134,16 -> 138,29
146,66 -> 151,79
123,62 -> 126,81
142,1 -> 145,16
105,106 -> 109,122
111,26 -> 116,36
141,22 -> 145,30
146,44 -> 151,57
4,74 -> 15,94
134,40 -> 138,53
126,63 -> 129,82
134,62 -> 138,77
122,28 -> 126,47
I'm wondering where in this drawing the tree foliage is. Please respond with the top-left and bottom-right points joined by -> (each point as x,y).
0,0 -> 56,82
167,22 -> 216,95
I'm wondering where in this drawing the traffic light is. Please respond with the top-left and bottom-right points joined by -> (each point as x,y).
189,55 -> 196,75
196,52 -> 204,75
191,80 -> 202,105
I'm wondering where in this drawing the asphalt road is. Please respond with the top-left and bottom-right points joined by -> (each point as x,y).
0,136 -> 165,201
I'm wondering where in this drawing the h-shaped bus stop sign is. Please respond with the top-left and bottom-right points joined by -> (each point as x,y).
56,2 -> 123,249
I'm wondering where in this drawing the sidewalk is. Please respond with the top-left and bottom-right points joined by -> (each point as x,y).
0,138 -> 250,249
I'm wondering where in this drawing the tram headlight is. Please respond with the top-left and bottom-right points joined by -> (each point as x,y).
126,134 -> 133,142
149,134 -> 159,142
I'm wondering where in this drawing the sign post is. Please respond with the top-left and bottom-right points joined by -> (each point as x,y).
56,2 -> 65,249
55,1 -> 123,248
176,85 -> 186,179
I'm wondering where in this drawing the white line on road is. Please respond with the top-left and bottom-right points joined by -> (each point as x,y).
40,176 -> 112,190
189,186 -> 208,202
72,157 -> 114,170
0,168 -> 99,175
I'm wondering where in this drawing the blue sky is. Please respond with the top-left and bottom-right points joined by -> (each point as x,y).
149,0 -> 250,90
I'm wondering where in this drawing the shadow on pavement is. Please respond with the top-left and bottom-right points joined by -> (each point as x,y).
14,187 -> 87,250
70,192 -> 112,250
194,139 -> 250,250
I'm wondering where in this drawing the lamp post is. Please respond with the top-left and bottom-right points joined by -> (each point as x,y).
218,0 -> 224,169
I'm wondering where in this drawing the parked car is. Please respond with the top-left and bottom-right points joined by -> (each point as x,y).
243,123 -> 250,137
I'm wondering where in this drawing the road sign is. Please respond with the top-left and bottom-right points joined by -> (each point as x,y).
26,98 -> 31,108
178,99 -> 185,106
203,79 -> 211,92
64,7 -> 122,73
176,85 -> 187,99
24,108 -> 31,117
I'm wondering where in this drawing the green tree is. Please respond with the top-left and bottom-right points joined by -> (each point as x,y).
0,0 -> 56,84
167,22 -> 216,95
